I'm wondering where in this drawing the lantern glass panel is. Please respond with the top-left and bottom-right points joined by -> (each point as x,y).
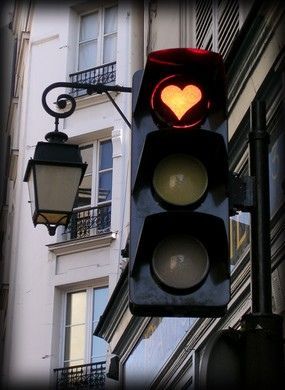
27,168 -> 36,216
35,164 -> 83,212
36,212 -> 68,225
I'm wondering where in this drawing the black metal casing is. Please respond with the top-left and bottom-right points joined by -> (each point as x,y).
129,49 -> 230,317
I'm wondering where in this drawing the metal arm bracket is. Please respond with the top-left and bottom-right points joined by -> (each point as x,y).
42,82 -> 132,131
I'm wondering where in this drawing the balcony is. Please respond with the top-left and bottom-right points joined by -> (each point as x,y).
69,62 -> 116,97
62,204 -> 111,241
54,361 -> 106,389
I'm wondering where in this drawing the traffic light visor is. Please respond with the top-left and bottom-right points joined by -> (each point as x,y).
135,48 -> 227,130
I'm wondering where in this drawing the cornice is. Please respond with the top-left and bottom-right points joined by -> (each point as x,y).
47,232 -> 117,256
113,315 -> 150,359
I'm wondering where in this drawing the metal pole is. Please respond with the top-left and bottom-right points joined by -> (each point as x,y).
241,100 -> 284,389
248,100 -> 272,314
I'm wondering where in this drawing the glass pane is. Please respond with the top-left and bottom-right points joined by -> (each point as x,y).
79,41 -> 97,70
99,140 -> 112,170
77,175 -> 92,208
91,336 -> 108,362
124,317 -> 196,388
80,12 -> 99,41
98,171 -> 112,203
36,212 -> 67,225
35,165 -> 83,212
91,287 -> 108,362
64,324 -> 85,362
104,6 -> 117,34
93,287 -> 108,321
27,169 -> 35,215
66,291 -> 86,325
77,145 -> 93,208
103,34 -> 117,64
80,145 -> 93,175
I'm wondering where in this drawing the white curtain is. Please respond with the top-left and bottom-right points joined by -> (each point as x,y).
103,6 -> 117,64
78,6 -> 117,70
79,12 -> 99,70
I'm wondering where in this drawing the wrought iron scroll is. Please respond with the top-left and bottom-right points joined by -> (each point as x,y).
42,81 -> 132,133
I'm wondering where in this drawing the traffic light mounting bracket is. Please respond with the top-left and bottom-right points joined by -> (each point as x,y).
229,172 -> 255,215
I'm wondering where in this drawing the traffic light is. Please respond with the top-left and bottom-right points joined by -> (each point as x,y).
129,48 -> 229,317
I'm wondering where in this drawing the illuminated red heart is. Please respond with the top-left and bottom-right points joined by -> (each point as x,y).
161,85 -> 202,120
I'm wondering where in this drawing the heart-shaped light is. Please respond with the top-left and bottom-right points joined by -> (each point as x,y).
161,85 -> 202,120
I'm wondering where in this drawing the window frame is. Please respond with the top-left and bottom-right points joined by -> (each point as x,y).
61,284 -> 109,367
76,3 -> 118,72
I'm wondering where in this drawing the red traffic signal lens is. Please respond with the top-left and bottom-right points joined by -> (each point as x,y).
151,75 -> 210,128
161,84 -> 202,120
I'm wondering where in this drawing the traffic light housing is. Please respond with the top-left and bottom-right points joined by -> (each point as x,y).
129,48 -> 229,317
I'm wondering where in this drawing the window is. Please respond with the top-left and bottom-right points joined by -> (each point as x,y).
195,0 -> 254,58
77,145 -> 93,208
123,317 -> 197,388
97,139 -> 113,205
78,5 -> 117,71
63,286 -> 109,367
69,4 -> 117,96
77,139 -> 113,209
67,139 -> 112,238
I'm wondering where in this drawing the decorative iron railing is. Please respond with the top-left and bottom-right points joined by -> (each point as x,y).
54,361 -> 106,389
63,204 -> 111,240
69,62 -> 116,97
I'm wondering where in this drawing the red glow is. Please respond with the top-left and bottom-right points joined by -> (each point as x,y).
186,48 -> 210,55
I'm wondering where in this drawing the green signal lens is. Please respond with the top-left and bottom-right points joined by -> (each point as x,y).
152,234 -> 209,290
153,154 -> 208,206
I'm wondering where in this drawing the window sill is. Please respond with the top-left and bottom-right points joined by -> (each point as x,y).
47,231 -> 117,256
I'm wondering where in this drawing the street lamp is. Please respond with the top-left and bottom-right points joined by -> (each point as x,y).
24,81 -> 132,236
24,87 -> 87,236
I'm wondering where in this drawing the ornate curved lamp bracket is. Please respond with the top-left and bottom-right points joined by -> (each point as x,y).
42,82 -> 132,142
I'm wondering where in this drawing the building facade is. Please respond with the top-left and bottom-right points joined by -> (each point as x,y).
1,0 -> 142,388
0,0 -> 284,389
96,0 -> 285,389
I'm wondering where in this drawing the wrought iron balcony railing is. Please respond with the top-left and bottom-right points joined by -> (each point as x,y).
63,204 -> 111,240
69,62 -> 116,97
54,361 -> 106,389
